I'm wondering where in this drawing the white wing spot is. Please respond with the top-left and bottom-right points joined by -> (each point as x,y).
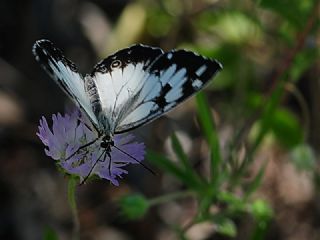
159,64 -> 176,85
111,60 -> 121,68
192,79 -> 203,89
167,53 -> 173,59
196,65 -> 207,77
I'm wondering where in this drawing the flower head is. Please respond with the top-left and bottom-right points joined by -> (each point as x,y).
37,109 -> 145,185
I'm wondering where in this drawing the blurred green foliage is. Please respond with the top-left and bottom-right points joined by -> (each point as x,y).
43,226 -> 59,240
258,0 -> 314,28
121,94 -> 274,238
115,0 -> 319,238
291,144 -> 316,171
119,194 -> 150,220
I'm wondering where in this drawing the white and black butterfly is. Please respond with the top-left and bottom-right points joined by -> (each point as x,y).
33,39 -> 222,160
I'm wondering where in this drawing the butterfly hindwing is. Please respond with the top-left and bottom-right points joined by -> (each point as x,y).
114,49 -> 222,133
32,40 -> 99,128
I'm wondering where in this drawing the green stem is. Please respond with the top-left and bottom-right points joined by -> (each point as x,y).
68,177 -> 80,240
148,191 -> 195,207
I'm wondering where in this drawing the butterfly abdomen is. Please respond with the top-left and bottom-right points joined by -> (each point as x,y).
84,75 -> 101,115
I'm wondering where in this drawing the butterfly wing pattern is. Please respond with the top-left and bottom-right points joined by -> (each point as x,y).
33,39 -> 222,136
33,40 -> 99,128
109,48 -> 222,133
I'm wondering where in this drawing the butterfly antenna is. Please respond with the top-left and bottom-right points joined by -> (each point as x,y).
112,145 -> 156,175
66,137 -> 99,161
107,151 -> 112,177
77,115 -> 101,137
80,150 -> 107,185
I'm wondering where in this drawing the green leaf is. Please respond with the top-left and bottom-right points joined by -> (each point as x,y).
43,226 -> 59,240
290,144 -> 316,171
196,92 -> 221,185
147,151 -> 202,190
218,191 -> 242,205
217,192 -> 246,212
244,162 -> 267,198
270,108 -> 303,148
210,214 -> 237,237
197,195 -> 215,220
170,134 -> 204,185
249,200 -> 273,240
119,194 -> 149,220
216,218 -> 237,237
250,199 -> 273,222
171,133 -> 190,170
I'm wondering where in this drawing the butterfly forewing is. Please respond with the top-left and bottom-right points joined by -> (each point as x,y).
114,50 -> 222,133
32,40 -> 99,128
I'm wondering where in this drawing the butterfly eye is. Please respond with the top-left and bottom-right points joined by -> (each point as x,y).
111,60 -> 121,68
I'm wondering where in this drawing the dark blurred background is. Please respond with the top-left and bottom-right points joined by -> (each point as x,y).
1,0 -> 320,239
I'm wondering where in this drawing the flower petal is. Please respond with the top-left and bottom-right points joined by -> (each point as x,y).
37,109 -> 146,185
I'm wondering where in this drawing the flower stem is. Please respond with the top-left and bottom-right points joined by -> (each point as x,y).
68,177 -> 80,240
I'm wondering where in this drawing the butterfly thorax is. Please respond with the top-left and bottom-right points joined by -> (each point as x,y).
100,135 -> 114,150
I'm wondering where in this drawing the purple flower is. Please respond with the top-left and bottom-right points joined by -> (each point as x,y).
37,109 -> 145,186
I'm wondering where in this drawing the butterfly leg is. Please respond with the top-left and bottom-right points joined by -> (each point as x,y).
80,149 -> 107,185
96,149 -> 112,179
107,151 -> 112,178
65,137 -> 99,161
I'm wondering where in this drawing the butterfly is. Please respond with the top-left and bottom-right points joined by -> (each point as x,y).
33,39 -> 222,163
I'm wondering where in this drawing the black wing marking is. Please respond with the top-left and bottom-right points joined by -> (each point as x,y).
93,44 -> 163,74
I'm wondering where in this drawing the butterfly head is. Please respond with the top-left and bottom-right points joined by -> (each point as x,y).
101,135 -> 114,150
